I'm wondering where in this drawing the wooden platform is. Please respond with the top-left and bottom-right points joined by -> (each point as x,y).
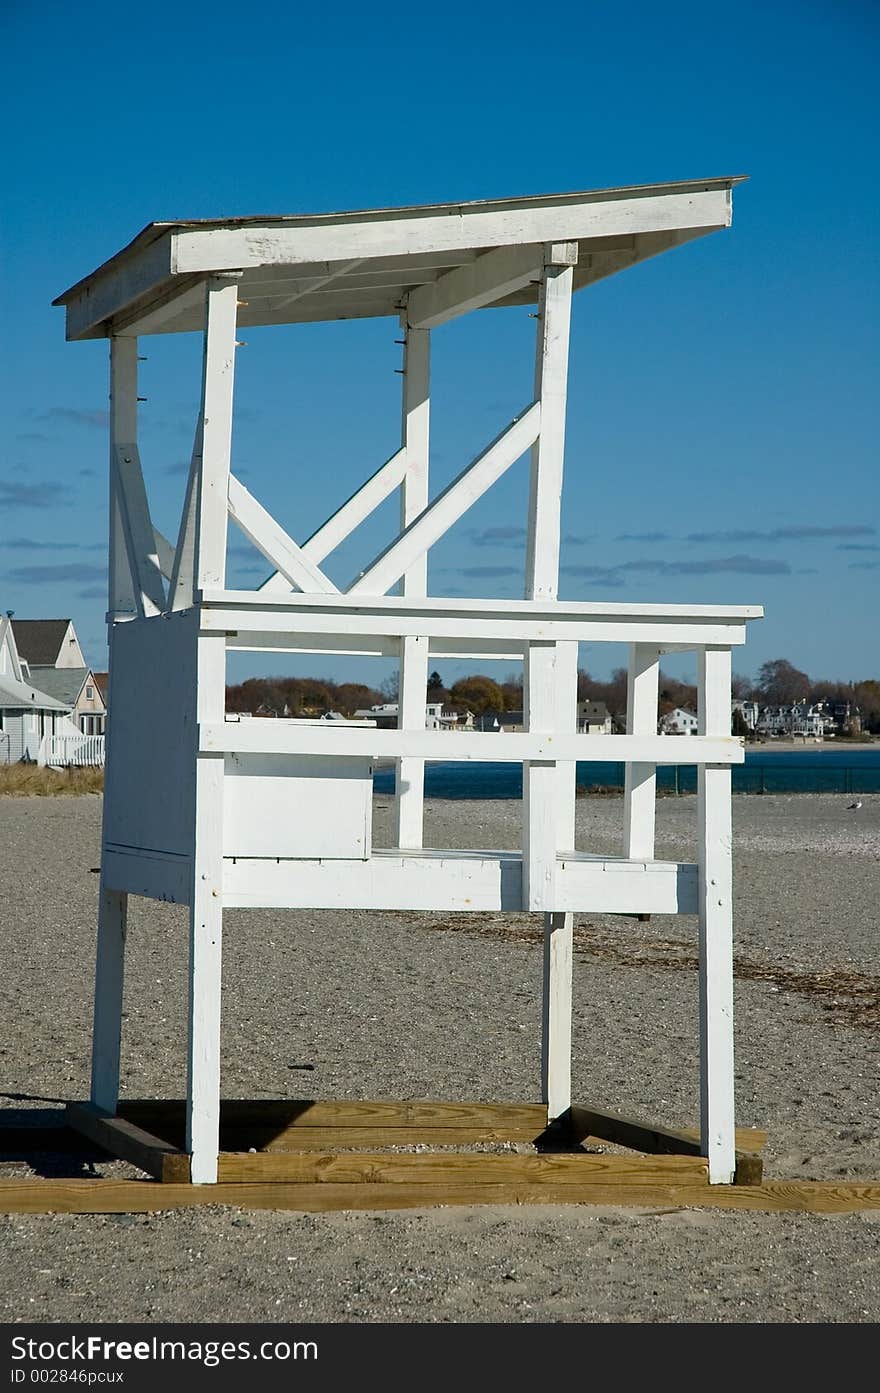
3,1096 -> 876,1215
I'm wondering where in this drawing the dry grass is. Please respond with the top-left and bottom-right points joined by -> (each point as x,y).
0,765 -> 104,796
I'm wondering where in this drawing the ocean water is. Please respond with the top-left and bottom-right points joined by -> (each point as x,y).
373,748 -> 880,799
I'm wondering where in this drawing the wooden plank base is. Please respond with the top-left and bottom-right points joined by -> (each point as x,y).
0,1178 -> 878,1216
4,1098 -> 772,1200
566,1104 -> 766,1186
65,1103 -> 191,1183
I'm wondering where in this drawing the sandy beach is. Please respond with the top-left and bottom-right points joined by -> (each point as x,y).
1,791 -> 878,1323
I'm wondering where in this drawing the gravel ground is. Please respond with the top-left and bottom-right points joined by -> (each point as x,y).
1,792 -> 878,1323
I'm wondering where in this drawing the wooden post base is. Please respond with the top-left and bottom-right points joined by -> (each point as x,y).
0,1098 -> 878,1213
30,1095 -> 880,1217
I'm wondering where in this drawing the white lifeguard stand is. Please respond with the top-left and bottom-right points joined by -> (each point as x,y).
56,177 -> 762,1192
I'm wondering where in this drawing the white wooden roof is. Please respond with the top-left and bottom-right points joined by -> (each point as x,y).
54,176 -> 745,341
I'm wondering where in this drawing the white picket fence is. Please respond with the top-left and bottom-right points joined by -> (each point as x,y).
39,734 -> 106,768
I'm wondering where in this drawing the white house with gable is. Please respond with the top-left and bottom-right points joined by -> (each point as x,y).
659,707 -> 699,736
0,615 -> 70,762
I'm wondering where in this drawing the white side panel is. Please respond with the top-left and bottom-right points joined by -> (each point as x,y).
222,753 -> 372,859
103,611 -> 197,857
221,851 -> 698,914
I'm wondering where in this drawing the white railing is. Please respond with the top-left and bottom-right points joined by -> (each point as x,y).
40,734 -> 106,767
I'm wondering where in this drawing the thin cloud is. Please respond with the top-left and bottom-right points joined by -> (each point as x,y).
39,407 -> 110,429
618,555 -> 790,576
0,480 -> 73,509
616,531 -> 670,542
459,565 -> 520,577
77,585 -> 107,599
164,460 -> 191,476
6,563 -> 107,584
687,525 -> 875,543
3,538 -> 85,552
16,431 -> 49,442
849,561 -> 880,570
79,468 -> 97,477
565,554 -> 790,580
837,543 -> 880,552
468,526 -> 527,547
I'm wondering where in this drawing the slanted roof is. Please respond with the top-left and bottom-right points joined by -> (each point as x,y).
26,666 -> 92,708
53,176 -> 746,341
11,619 -> 71,667
0,675 -> 67,712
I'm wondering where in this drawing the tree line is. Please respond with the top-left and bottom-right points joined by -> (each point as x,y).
225,657 -> 880,732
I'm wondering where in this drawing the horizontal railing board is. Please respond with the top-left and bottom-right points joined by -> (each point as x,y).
201,723 -> 743,766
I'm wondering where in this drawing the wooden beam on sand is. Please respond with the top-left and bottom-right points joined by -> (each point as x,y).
1,1178 -> 879,1216
566,1104 -> 766,1185
66,1103 -> 191,1184
215,1151 -> 708,1185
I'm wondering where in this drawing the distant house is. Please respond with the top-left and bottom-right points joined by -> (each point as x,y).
12,618 -> 107,735
577,700 -> 612,735
0,615 -> 71,762
659,707 -> 699,736
354,701 -> 475,730
732,699 -> 760,731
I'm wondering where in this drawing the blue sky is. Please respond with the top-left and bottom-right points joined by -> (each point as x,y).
2,0 -> 877,687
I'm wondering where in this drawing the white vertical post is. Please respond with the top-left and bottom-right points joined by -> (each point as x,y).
90,887 -> 127,1113
541,911 -> 573,1120
395,320 -> 430,849
192,276 -> 240,593
555,640 -> 579,854
623,644 -> 660,859
524,248 -> 576,1120
698,644 -> 735,1184
186,631 -> 227,1183
108,337 -> 138,621
523,640 -> 559,912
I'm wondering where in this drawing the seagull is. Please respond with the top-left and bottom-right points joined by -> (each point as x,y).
847,800 -> 863,811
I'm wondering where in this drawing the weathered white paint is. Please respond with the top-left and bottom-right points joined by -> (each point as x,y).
623,644 -> 661,860
57,181 -> 741,340
698,646 -> 736,1184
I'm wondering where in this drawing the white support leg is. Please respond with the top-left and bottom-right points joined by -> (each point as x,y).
555,640 -> 579,854
90,887 -> 127,1113
186,631 -> 226,1183
193,275 -> 240,592
623,644 -> 660,860
698,645 -> 735,1184
395,320 -> 430,849
523,641 -> 558,912
524,250 -> 576,1115
541,911 -> 573,1121
108,337 -> 139,621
